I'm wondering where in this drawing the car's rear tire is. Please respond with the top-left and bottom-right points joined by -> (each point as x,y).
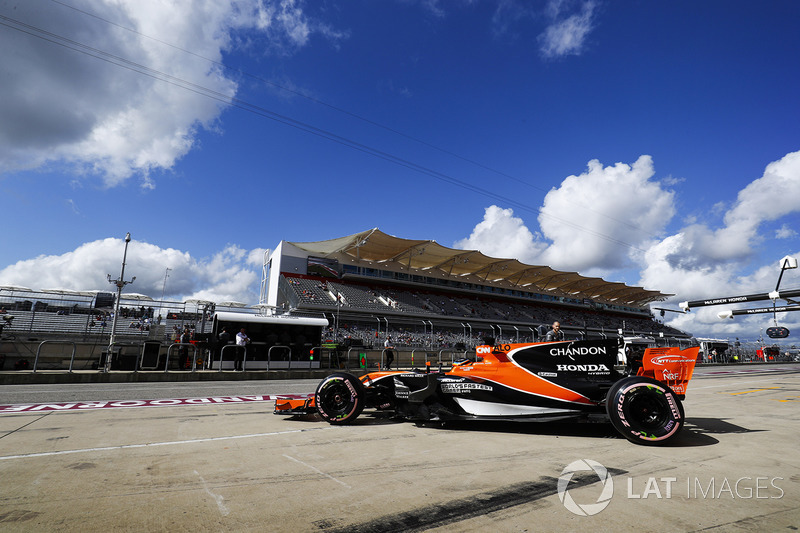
606,376 -> 684,445
315,373 -> 365,425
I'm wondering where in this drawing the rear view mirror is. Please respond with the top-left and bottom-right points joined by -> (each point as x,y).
766,326 -> 790,339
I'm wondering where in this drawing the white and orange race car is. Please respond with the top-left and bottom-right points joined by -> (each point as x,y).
275,338 -> 699,445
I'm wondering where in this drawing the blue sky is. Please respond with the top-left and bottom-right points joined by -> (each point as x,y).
1,0 -> 799,342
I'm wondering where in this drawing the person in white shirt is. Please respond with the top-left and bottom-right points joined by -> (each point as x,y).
383,336 -> 394,370
235,328 -> 250,371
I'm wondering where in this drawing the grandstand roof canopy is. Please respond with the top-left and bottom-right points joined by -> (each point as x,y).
119,293 -> 154,301
40,288 -> 97,297
288,228 -> 670,307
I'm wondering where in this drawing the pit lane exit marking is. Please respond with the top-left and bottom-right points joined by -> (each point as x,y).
728,387 -> 781,395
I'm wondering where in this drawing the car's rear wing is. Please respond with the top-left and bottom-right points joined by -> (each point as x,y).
637,346 -> 699,397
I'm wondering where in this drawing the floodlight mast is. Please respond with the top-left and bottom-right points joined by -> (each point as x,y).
105,233 -> 135,373
775,255 -> 798,292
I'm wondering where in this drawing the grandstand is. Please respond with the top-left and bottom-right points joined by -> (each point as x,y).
263,228 -> 690,347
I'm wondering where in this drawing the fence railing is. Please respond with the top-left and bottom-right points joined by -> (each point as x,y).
4,335 -> 793,374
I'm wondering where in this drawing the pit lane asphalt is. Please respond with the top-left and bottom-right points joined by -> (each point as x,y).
1,365 -> 799,532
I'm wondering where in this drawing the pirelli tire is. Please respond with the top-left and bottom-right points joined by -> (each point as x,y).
606,376 -> 685,445
315,373 -> 366,425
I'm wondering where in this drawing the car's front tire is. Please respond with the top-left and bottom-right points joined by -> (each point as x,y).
606,376 -> 684,445
315,373 -> 365,425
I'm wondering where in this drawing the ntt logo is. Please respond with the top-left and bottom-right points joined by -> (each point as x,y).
557,459 -> 614,516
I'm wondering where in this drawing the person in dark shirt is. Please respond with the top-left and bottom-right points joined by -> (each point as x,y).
545,321 -> 565,342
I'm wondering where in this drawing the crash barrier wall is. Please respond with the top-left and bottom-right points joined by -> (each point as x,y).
164,343 -> 200,373
216,344 -> 241,371
324,316 -> 692,353
2,337 -> 794,373
1,339 -> 336,373
33,341 -> 77,373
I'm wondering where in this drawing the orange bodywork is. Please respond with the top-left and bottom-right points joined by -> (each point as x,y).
447,343 -> 597,405
274,394 -> 316,414
637,346 -> 699,396
274,342 -> 700,415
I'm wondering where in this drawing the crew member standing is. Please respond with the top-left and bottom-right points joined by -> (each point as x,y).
384,336 -> 395,370
179,327 -> 192,370
235,328 -> 250,371
545,321 -> 565,342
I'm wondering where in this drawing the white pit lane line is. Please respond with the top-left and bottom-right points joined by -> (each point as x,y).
283,454 -> 352,488
0,427 -> 330,462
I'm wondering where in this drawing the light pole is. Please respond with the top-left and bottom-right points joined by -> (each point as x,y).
159,267 -> 171,320
334,290 -> 341,342
106,233 -> 135,372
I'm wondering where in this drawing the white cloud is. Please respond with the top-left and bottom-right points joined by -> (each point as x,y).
640,150 -> 800,294
636,151 -> 800,339
418,0 -> 446,18
490,0 -> 533,37
776,224 -> 797,239
0,0 -> 340,187
721,150 -> 800,245
661,175 -> 685,187
538,0 -> 596,59
538,155 -> 675,272
454,206 -> 545,262
457,150 -> 800,340
456,156 -> 676,274
0,238 -> 261,304
246,248 -> 271,266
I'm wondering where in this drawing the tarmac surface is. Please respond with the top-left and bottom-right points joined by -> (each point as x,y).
1,364 -> 799,532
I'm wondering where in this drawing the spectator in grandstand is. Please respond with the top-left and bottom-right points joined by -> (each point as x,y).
545,321 -> 565,342
235,328 -> 250,371
384,336 -> 395,370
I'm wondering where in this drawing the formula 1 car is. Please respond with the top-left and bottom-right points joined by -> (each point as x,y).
274,338 -> 699,445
